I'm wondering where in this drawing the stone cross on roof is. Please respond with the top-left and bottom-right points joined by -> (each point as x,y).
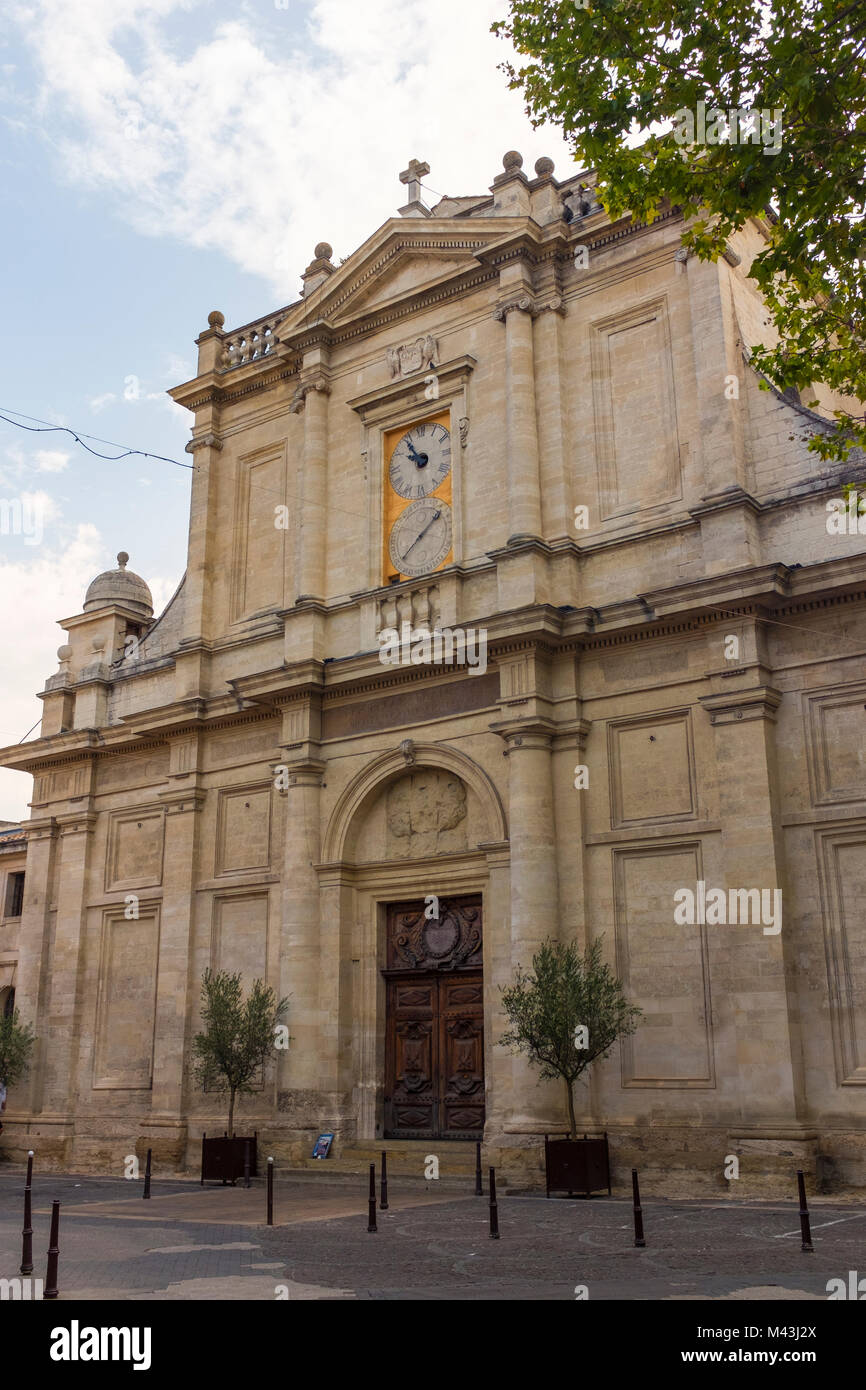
398,159 -> 431,218
399,159 -> 429,202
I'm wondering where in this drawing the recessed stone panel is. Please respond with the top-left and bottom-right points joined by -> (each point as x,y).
230,445 -> 287,621
816,825 -> 866,1083
805,682 -> 866,805
105,808 -> 165,891
215,786 -> 271,875
614,842 -> 714,1087
590,297 -> 683,519
608,711 -> 697,827
211,891 -> 269,983
93,907 -> 160,1089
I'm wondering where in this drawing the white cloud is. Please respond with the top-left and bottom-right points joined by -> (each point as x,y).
89,392 -> 117,412
0,522 -> 104,820
0,446 -> 71,494
33,448 -> 70,472
12,0 -> 576,303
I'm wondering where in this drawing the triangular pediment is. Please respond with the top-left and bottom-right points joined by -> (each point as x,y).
276,217 -> 531,341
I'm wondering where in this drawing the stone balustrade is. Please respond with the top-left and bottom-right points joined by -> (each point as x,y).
221,315 -> 281,370
377,581 -> 441,633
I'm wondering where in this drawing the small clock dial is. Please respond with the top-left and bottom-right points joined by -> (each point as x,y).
389,499 -> 453,578
389,421 -> 451,500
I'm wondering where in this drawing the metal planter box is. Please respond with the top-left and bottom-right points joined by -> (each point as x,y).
200,1133 -> 258,1185
544,1132 -> 611,1198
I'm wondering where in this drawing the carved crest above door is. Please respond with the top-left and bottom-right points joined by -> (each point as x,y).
386,895 -> 482,972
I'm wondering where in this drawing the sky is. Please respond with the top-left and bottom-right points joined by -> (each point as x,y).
0,0 -> 576,821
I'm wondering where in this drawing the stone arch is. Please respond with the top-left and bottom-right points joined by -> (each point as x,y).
322,742 -> 507,864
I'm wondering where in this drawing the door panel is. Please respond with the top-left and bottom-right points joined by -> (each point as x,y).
440,976 -> 485,1136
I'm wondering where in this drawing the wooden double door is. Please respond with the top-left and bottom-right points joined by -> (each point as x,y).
383,896 -> 485,1140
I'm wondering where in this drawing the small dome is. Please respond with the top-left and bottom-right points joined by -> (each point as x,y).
84,551 -> 153,618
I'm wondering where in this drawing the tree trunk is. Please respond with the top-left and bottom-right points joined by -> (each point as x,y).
228,1087 -> 236,1140
565,1077 -> 577,1140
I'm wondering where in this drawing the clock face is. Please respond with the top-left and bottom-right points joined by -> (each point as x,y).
389,421 -> 451,500
389,499 -> 453,578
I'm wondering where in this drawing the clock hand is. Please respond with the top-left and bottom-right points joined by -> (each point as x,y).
405,439 -> 429,469
403,509 -> 442,558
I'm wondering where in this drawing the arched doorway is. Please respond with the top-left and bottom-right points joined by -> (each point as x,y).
319,740 -> 509,1146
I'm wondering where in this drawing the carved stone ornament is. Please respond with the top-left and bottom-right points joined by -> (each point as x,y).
289,377 -> 331,414
388,898 -> 482,971
458,417 -> 469,448
493,295 -> 535,321
387,334 -> 439,379
400,738 -> 416,765
386,769 -> 468,859
185,432 -> 223,454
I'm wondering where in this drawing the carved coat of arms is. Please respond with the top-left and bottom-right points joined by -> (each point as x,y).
387,334 -> 438,379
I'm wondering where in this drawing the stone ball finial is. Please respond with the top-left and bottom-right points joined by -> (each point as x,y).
535,156 -> 554,177
207,310 -> 225,329
91,635 -> 106,654
57,644 -> 72,663
117,551 -> 129,569
314,242 -> 333,261
503,150 -> 523,171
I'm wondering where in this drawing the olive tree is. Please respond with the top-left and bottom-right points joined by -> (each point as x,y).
499,938 -> 641,1138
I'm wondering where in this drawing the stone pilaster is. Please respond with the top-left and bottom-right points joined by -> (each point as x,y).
494,288 -> 543,544
293,350 -> 331,603
480,841 -> 514,1139
533,302 -> 569,539
699,669 -> 805,1134
275,692 -> 326,1110
552,711 -> 591,951
11,817 -> 58,1119
150,768 -> 206,1159
685,255 -> 760,573
491,714 -> 562,1130
278,758 -> 326,1094
177,314 -> 225,681
40,810 -> 97,1126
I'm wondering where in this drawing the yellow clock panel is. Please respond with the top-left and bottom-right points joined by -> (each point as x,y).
383,410 -> 453,582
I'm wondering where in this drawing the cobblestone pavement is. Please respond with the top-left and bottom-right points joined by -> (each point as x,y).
1,1170 -> 864,1301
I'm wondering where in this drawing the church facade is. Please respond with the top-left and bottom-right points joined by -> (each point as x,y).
2,152 -> 865,1190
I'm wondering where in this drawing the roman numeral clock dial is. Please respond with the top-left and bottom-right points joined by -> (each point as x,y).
383,414 -> 454,581
389,422 -> 451,499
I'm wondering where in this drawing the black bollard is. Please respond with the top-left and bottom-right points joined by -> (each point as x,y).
20,1149 -> 34,1276
797,1170 -> 813,1253
367,1163 -> 377,1232
488,1166 -> 500,1239
43,1199 -> 60,1300
267,1156 -> 274,1227
380,1151 -> 389,1211
243,1138 -> 251,1190
201,1133 -> 206,1186
143,1147 -> 152,1200
631,1168 -> 646,1248
475,1141 -> 483,1196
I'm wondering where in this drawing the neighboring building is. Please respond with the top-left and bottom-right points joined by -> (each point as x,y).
1,152 -> 864,1189
0,824 -> 26,1023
